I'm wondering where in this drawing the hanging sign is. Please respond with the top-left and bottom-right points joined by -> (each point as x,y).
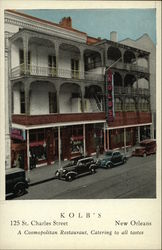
106,69 -> 115,122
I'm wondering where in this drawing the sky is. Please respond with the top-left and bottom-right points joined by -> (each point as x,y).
18,9 -> 156,44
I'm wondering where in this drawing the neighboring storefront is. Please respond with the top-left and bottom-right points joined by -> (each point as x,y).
11,128 -> 27,169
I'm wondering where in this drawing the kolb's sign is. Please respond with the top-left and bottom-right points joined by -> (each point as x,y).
105,69 -> 115,122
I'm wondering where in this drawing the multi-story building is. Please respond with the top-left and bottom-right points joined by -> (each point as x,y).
4,10 -> 152,170
120,34 -> 156,139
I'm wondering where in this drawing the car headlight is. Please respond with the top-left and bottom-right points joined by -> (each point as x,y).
55,171 -> 60,176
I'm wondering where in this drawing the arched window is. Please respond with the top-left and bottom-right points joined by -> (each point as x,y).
139,98 -> 149,111
124,98 -> 136,111
115,98 -> 122,111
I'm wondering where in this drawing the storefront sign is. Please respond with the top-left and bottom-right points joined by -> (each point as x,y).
105,69 -> 115,122
11,128 -> 26,141
71,136 -> 83,141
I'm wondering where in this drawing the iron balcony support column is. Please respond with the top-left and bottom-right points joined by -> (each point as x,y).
124,128 -> 127,155
55,42 -> 60,77
26,129 -> 30,181
58,126 -> 61,169
23,35 -> 29,75
79,47 -> 85,79
24,80 -> 31,115
83,124 -> 86,156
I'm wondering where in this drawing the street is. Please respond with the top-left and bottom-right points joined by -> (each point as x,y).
14,155 -> 156,199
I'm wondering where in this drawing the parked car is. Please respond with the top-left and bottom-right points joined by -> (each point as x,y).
97,151 -> 127,169
6,168 -> 28,197
132,139 -> 156,157
55,156 -> 97,181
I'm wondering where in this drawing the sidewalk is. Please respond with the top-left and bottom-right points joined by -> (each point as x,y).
27,147 -> 134,186
27,160 -> 70,186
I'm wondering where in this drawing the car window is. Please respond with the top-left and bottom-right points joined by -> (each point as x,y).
105,152 -> 112,156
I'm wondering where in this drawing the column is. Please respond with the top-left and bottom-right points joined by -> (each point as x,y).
55,84 -> 60,113
5,37 -> 11,169
23,35 -> 29,74
79,47 -> 84,79
107,129 -> 110,150
151,113 -> 154,139
24,80 -> 30,115
55,42 -> 60,77
105,44 -> 108,66
26,129 -> 30,181
83,124 -> 86,156
124,128 -> 127,154
58,126 -> 61,169
104,123 -> 106,151
100,51 -> 104,75
120,48 -> 125,63
138,126 -> 140,143
81,86 -> 85,113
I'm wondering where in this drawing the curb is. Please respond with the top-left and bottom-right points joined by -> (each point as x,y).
29,176 -> 57,187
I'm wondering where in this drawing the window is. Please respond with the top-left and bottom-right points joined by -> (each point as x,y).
49,92 -> 57,113
71,59 -> 79,79
85,55 -> 101,70
139,98 -> 149,111
115,98 -> 122,111
48,55 -> 56,76
20,91 -> 25,114
124,98 -> 135,111
29,133 -> 36,142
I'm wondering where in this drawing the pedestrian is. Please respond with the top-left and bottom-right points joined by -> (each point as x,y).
96,145 -> 100,158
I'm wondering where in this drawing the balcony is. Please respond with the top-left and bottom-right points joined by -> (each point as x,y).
10,64 -> 104,82
114,86 -> 150,96
108,59 -> 149,73
12,112 -> 106,126
108,111 -> 152,127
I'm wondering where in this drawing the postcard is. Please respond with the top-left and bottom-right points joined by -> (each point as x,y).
0,1 -> 161,249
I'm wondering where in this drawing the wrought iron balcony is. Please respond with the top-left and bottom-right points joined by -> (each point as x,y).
114,86 -> 150,96
10,64 -> 104,82
108,59 -> 149,73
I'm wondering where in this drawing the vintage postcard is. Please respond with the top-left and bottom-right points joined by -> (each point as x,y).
0,1 -> 161,249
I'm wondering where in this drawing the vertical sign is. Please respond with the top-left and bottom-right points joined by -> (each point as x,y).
105,69 -> 114,122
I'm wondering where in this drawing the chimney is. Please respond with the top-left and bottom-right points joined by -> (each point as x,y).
110,31 -> 118,42
59,17 -> 72,28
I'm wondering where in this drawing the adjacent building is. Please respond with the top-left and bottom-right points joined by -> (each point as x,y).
4,10 -> 153,170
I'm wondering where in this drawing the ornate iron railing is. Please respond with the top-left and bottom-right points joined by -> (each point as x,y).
114,86 -> 150,96
108,59 -> 149,73
10,64 -> 104,82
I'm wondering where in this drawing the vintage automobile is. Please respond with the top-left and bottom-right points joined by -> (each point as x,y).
132,139 -> 156,157
6,167 -> 28,197
55,156 -> 97,181
97,151 -> 127,169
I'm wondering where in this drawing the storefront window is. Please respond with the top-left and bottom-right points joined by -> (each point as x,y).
70,139 -> 83,154
29,133 -> 36,142
38,133 -> 44,141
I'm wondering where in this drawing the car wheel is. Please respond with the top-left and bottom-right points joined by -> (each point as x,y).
66,175 -> 73,182
106,163 -> 112,169
91,168 -> 95,174
14,183 -> 25,197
